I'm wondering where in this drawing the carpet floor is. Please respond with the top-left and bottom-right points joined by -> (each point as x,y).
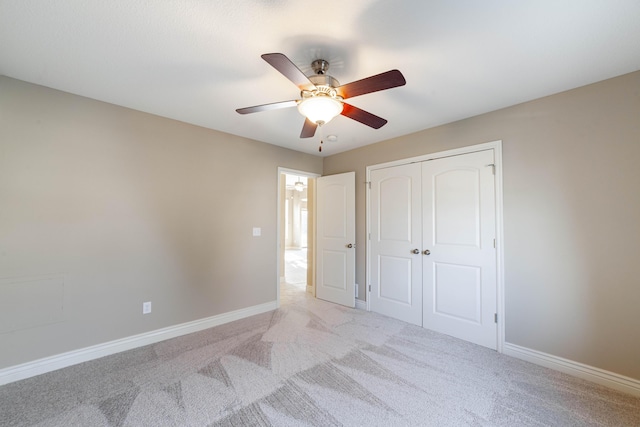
1,283 -> 639,426
284,248 -> 307,286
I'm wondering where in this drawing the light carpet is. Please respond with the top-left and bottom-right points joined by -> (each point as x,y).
284,249 -> 307,286
1,283 -> 639,426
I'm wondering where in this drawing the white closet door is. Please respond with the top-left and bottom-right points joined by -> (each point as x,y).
422,150 -> 497,349
369,163 -> 423,325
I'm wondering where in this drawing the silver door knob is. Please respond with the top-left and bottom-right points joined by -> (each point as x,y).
423,249 -> 431,255
412,249 -> 420,254
346,243 -> 354,248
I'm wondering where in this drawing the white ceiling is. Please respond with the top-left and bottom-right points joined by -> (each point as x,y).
1,1 -> 639,156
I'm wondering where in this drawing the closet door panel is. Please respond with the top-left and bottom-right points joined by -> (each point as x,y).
422,150 -> 497,349
370,163 -> 422,326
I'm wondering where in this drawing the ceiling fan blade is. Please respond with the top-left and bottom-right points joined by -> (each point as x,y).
236,100 -> 298,114
300,118 -> 318,138
341,103 -> 388,129
336,69 -> 406,99
261,53 -> 316,92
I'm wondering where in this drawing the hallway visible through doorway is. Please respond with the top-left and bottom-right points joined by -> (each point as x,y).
285,248 -> 307,290
281,172 -> 315,295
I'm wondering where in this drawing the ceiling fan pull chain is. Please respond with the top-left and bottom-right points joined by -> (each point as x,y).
318,124 -> 324,152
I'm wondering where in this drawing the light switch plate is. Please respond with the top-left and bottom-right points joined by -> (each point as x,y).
252,227 -> 261,237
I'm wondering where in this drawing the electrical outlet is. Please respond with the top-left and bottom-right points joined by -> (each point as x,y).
142,301 -> 152,314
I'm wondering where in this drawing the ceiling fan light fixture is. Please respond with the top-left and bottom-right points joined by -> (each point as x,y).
297,94 -> 343,125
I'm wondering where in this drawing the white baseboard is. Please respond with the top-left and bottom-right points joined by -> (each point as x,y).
0,300 -> 278,386
503,343 -> 640,397
355,299 -> 366,310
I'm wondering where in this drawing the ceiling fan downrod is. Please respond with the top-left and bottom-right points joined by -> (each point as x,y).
311,59 -> 329,75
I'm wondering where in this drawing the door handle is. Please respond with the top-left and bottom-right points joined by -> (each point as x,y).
346,243 -> 355,248
423,249 -> 431,255
412,249 -> 420,254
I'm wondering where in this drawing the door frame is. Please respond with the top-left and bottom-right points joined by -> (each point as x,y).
276,167 -> 321,308
365,140 -> 505,352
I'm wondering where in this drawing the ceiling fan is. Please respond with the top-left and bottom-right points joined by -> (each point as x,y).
236,53 -> 406,143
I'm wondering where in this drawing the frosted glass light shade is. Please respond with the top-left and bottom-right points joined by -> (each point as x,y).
297,95 -> 343,125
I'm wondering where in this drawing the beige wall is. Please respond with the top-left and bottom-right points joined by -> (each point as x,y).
323,71 -> 640,380
2,70 -> 639,383
0,76 -> 322,369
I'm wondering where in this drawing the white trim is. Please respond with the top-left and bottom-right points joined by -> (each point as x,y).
276,167 -> 320,307
366,140 -> 502,171
0,300 -> 277,386
365,140 -> 505,351
493,142 -> 506,353
504,343 -> 640,397
355,299 -> 367,310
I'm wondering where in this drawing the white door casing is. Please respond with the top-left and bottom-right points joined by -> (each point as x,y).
369,163 -> 423,326
316,172 -> 356,308
422,150 -> 497,349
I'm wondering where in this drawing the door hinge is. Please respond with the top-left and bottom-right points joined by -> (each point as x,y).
368,284 -> 371,292
494,313 -> 498,323
368,232 -> 371,240
486,164 -> 495,175
493,238 -> 496,248
365,181 -> 371,189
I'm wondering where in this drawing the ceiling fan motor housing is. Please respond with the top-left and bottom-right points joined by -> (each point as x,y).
308,59 -> 340,90
300,73 -> 343,109
308,74 -> 340,91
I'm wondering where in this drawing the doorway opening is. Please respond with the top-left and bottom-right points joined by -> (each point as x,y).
277,169 -> 319,306
285,174 -> 308,291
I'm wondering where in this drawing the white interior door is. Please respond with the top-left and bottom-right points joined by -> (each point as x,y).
369,163 -> 423,325
422,150 -> 497,349
316,172 -> 355,307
